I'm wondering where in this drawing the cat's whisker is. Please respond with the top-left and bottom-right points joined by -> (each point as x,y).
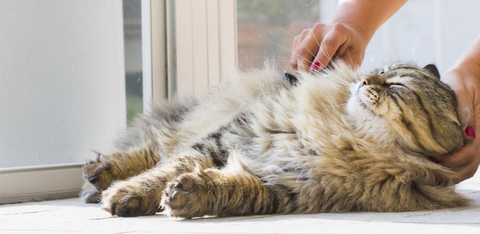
265,30 -> 316,68
276,26 -> 299,40
272,56 -> 311,71
335,51 -> 358,79
266,29 -> 316,59
300,19 -> 321,59
303,20 -> 323,60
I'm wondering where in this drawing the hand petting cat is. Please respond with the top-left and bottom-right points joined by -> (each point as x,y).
438,35 -> 480,182
290,23 -> 367,72
291,0 -> 480,183
290,0 -> 408,72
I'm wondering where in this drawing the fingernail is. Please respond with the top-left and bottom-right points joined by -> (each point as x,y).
310,61 -> 320,72
466,125 -> 476,138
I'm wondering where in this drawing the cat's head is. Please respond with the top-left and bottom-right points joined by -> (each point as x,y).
347,63 -> 466,157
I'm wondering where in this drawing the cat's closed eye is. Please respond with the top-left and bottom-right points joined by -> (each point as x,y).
386,83 -> 405,88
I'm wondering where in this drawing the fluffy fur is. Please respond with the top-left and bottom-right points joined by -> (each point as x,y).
82,61 -> 470,218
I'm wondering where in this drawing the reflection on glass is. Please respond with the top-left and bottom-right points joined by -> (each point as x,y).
237,0 -> 320,71
123,0 -> 143,122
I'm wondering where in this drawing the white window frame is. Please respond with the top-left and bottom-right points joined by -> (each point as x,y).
143,0 -> 237,101
0,164 -> 83,204
174,0 -> 237,98
142,0 -> 168,113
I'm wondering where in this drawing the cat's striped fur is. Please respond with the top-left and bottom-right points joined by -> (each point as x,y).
82,62 -> 470,218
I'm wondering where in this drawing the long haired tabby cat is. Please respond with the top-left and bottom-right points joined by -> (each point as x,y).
82,61 -> 470,218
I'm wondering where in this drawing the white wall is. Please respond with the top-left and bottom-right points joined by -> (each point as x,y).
363,0 -> 437,71
0,0 -> 126,168
434,0 -> 480,73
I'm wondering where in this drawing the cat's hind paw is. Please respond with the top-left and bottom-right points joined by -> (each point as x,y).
161,170 -> 218,218
80,182 -> 101,203
101,180 -> 161,217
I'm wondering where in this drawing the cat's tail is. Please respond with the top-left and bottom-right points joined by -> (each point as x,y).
412,183 -> 470,210
115,99 -> 198,152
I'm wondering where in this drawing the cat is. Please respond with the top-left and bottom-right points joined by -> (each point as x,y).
81,61 -> 470,218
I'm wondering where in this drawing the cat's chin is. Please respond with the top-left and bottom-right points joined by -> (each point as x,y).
347,96 -> 376,117
347,83 -> 377,115
358,98 -> 369,111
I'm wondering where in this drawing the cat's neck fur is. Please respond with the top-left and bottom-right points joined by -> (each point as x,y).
346,100 -> 398,152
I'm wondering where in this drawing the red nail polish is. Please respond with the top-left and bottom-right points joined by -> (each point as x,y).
310,61 -> 320,72
466,125 -> 476,138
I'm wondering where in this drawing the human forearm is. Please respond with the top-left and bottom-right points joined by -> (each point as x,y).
331,0 -> 409,43
451,35 -> 480,77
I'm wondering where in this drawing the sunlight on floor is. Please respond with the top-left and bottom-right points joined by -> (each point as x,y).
1,174 -> 480,234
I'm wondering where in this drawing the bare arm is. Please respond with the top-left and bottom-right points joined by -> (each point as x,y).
439,35 -> 480,182
290,0 -> 408,71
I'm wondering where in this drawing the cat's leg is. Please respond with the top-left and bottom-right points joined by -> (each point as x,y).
80,182 -> 102,203
161,168 -> 297,218
101,150 -> 217,217
81,143 -> 160,202
82,101 -> 193,203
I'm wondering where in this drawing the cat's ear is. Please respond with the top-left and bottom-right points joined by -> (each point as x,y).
282,71 -> 299,86
423,64 -> 441,80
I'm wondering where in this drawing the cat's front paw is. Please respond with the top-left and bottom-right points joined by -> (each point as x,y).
101,180 -> 161,217
80,182 -> 101,203
83,152 -> 115,191
161,170 -> 218,218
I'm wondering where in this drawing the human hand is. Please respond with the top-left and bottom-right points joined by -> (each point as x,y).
290,23 -> 369,72
439,68 -> 480,183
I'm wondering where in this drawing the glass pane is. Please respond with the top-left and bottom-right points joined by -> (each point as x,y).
123,0 -> 143,122
237,0 -> 320,71
0,0 -> 126,168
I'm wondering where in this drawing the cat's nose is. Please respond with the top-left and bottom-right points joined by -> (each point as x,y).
360,75 -> 382,87
360,78 -> 369,87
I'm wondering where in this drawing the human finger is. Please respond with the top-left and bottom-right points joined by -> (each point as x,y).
290,29 -> 310,70
295,32 -> 323,72
439,138 -> 477,168
338,49 -> 364,69
312,24 -> 348,71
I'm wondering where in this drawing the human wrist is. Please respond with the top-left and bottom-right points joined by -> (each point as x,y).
329,20 -> 374,46
330,0 -> 408,46
450,36 -> 480,79
341,22 -> 371,46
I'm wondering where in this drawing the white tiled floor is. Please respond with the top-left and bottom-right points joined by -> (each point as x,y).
1,174 -> 480,234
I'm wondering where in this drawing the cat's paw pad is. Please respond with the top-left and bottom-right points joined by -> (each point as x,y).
161,170 -> 218,218
83,152 -> 114,191
101,181 -> 159,217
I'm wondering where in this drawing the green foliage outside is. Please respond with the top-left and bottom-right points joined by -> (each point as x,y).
126,95 -> 143,123
237,0 -> 320,27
